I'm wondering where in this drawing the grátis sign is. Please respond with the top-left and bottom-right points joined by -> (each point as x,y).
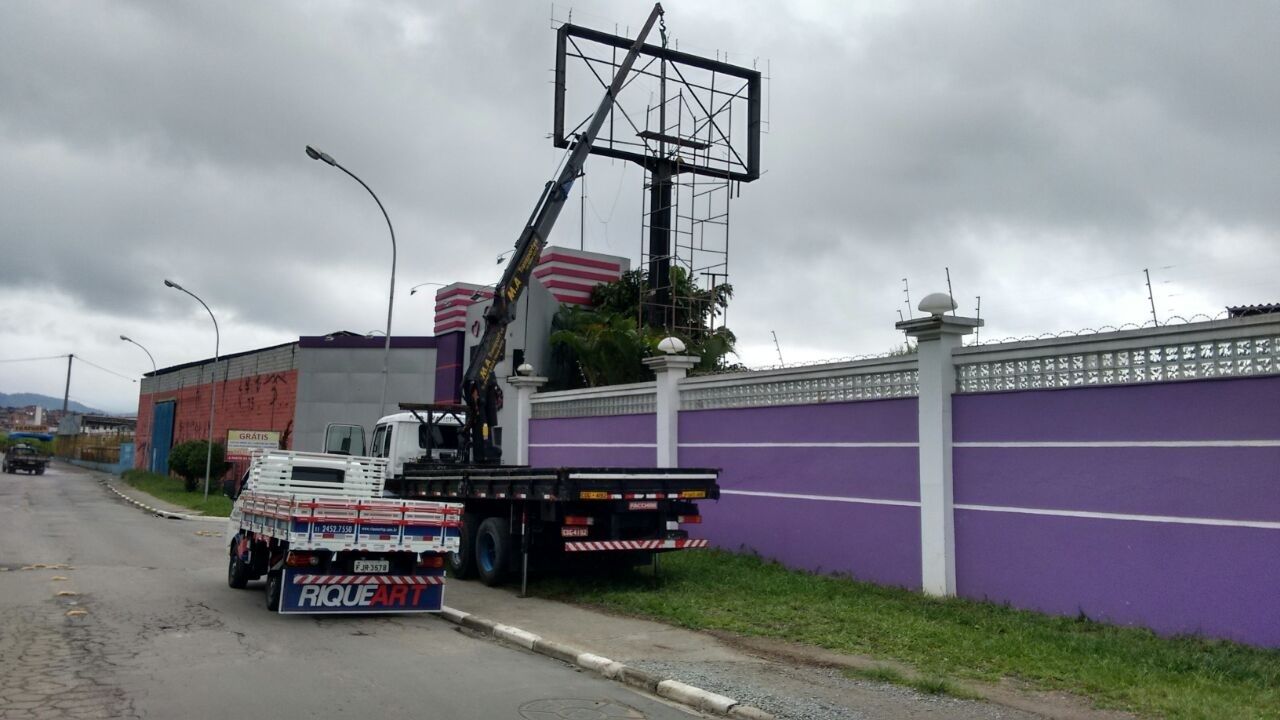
226,430 -> 281,459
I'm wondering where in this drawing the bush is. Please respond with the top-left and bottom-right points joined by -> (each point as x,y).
167,440 -> 230,492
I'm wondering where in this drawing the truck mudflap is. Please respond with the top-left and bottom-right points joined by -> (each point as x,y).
279,569 -> 446,615
564,539 -> 709,552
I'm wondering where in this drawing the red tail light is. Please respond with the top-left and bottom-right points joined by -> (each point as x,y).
418,554 -> 445,568
564,516 -> 595,526
285,552 -> 321,568
677,515 -> 702,524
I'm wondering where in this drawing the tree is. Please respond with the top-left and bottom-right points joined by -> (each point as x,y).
548,269 -> 740,389
167,440 -> 230,492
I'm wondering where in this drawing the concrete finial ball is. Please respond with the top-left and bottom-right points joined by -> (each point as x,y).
516,363 -> 534,376
918,292 -> 957,316
657,337 -> 686,354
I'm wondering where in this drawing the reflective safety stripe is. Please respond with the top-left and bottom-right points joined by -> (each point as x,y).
564,539 -> 708,552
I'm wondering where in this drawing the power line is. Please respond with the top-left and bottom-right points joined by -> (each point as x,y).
0,354 -> 67,364
74,356 -> 138,383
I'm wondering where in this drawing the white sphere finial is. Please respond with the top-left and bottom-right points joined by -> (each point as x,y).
919,292 -> 957,316
516,362 -> 534,376
657,337 -> 686,354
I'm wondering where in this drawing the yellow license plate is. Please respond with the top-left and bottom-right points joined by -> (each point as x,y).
579,491 -> 609,500
681,490 -> 707,499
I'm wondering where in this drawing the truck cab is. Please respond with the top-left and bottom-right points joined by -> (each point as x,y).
367,409 -> 465,480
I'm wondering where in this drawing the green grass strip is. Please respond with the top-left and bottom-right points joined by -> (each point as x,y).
121,469 -> 232,517
535,549 -> 1280,719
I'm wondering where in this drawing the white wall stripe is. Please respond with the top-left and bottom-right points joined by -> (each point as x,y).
680,442 -> 918,448
955,440 -> 1280,448
721,489 -> 920,508
529,443 -> 657,448
954,503 -> 1280,529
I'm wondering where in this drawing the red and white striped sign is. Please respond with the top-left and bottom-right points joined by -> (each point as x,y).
564,539 -> 709,552
290,574 -> 445,585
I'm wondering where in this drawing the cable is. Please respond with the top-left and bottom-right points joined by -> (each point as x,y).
72,356 -> 138,383
0,354 -> 67,364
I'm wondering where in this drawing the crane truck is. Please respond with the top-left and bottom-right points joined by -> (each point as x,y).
344,4 -> 721,589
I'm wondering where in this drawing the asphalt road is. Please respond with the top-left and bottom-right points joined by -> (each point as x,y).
0,460 -> 703,720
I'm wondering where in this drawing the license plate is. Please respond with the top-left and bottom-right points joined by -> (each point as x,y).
353,559 -> 390,574
561,526 -> 589,537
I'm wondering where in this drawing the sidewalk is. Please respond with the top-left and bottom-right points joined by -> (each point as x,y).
70,462 -> 225,522
442,580 -> 1125,720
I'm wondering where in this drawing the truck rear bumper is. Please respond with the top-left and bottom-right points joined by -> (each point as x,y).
279,570 -> 446,614
563,539 -> 708,552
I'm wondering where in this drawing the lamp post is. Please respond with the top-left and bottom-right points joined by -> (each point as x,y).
408,282 -> 446,296
164,279 -> 219,501
119,335 -> 157,374
306,145 -> 396,417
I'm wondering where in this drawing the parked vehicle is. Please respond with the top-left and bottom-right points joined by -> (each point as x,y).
226,449 -> 461,614
3,444 -> 48,475
337,407 -> 717,588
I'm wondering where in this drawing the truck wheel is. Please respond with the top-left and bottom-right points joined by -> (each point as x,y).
448,512 -> 479,579
265,572 -> 282,611
227,546 -> 250,589
475,517 -> 510,587
36,467 -> 44,476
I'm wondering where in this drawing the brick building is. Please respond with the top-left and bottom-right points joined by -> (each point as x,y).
133,246 -> 628,478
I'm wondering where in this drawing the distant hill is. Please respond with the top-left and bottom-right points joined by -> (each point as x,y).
0,393 -> 104,415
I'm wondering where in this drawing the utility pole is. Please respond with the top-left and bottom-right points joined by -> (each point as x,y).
771,330 -> 784,365
975,296 -> 982,343
62,354 -> 72,414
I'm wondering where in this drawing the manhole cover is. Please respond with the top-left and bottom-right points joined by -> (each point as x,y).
519,698 -> 647,720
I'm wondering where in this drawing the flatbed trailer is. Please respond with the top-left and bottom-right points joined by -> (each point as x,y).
227,450 -> 461,615
393,463 -> 718,587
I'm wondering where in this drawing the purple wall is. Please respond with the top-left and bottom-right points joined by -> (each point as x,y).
529,414 -> 656,467
954,376 -> 1280,646
681,399 -> 921,588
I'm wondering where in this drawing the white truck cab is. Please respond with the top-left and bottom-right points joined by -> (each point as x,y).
326,410 -> 464,481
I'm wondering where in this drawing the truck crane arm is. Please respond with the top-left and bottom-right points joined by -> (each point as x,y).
461,3 -> 664,463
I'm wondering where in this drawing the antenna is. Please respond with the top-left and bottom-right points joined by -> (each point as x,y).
902,278 -> 913,319
974,296 -> 982,343
897,309 -> 905,323
770,330 -> 784,365
1144,268 -> 1159,325
945,267 -> 955,315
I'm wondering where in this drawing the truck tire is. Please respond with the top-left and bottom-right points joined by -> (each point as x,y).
448,512 -> 479,579
227,545 -> 250,589
265,572 -> 282,611
475,517 -> 510,587
36,466 -> 44,476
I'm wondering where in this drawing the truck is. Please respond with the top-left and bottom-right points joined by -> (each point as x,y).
3,444 -> 49,475
225,449 -> 461,614
325,4 -> 721,589
340,405 -> 717,588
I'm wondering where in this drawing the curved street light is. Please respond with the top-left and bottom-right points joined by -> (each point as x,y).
119,335 -> 157,374
408,282 -> 447,296
306,145 -> 396,417
164,279 -> 220,501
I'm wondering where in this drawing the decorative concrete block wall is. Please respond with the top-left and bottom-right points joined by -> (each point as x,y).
518,313 -> 1280,647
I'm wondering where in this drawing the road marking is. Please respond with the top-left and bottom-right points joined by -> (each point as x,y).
65,609 -> 88,617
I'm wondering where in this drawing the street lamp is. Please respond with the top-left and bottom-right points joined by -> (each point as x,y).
164,279 -> 220,501
119,335 -> 157,374
408,282 -> 446,296
306,144 -> 396,418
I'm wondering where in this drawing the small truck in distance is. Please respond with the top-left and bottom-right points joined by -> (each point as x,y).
3,444 -> 49,475
226,449 -> 461,615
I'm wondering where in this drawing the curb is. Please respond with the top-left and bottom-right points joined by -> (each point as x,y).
98,478 -> 226,523
438,605 -> 775,719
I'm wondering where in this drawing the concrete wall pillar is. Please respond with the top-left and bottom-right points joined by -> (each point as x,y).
506,373 -> 548,465
897,294 -> 981,597
642,352 -> 699,467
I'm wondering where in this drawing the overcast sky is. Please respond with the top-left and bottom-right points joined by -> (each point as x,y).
2,0 -> 1277,413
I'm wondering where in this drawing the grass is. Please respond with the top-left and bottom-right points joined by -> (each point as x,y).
120,469 -> 233,517
535,549 -> 1280,719
844,665 -> 982,700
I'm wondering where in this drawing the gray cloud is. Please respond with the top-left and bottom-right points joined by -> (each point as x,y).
1,0 -> 1277,412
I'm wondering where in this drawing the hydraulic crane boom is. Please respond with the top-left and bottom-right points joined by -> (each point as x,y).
461,3 -> 664,463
